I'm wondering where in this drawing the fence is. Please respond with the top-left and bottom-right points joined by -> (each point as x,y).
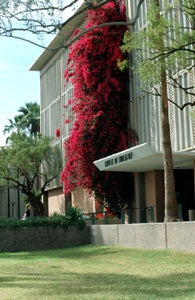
82,207 -> 155,225
83,203 -> 190,224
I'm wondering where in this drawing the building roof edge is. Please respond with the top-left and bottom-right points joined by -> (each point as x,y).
30,3 -> 87,71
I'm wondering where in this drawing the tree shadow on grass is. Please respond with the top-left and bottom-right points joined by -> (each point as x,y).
1,246 -> 195,299
0,245 -> 123,260
0,271 -> 195,299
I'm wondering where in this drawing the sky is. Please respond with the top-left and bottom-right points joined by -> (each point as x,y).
0,36 -> 44,146
0,0 -> 83,146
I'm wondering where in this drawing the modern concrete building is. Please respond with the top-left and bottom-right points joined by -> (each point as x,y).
0,185 -> 23,219
94,0 -> 195,221
30,5 -> 96,215
31,1 -> 195,220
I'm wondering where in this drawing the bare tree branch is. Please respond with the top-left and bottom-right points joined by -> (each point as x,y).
0,0 -> 146,48
169,75 -> 195,97
143,85 -> 195,110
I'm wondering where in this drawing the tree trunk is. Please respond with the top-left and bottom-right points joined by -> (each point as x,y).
29,195 -> 45,217
153,0 -> 178,221
161,70 -> 178,221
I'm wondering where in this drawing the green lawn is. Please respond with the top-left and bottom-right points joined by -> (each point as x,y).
0,245 -> 195,300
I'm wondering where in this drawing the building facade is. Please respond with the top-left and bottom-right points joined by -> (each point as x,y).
31,0 -> 195,221
0,185 -> 24,219
95,0 -> 195,221
31,6 -> 95,215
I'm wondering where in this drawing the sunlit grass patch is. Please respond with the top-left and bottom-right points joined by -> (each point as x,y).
0,246 -> 194,299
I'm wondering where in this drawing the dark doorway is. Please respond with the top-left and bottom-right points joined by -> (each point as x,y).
174,169 -> 194,221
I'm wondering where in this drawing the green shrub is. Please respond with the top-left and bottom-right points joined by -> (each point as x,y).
0,211 -> 86,229
65,207 -> 85,229
0,218 -> 22,228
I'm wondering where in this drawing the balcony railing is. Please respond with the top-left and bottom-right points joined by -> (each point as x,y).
82,207 -> 156,225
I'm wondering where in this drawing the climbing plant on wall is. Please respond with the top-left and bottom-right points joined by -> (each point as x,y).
62,0 -> 135,210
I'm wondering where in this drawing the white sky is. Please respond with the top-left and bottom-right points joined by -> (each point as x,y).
0,0 -> 83,146
0,37 -> 43,146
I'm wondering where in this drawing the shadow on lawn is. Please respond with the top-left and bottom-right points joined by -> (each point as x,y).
0,271 -> 195,299
0,245 -> 121,260
1,246 -> 195,299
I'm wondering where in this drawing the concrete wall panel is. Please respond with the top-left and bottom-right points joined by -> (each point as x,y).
118,223 -> 166,249
166,222 -> 195,252
90,225 -> 118,246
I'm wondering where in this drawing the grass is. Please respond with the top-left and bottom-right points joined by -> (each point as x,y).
0,245 -> 195,300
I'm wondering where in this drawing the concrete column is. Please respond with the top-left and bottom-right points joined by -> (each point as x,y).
134,173 -> 145,223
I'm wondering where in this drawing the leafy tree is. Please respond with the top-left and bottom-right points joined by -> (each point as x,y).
3,102 -> 40,142
0,133 -> 62,216
119,0 -> 195,221
120,0 -> 195,101
62,0 -> 135,211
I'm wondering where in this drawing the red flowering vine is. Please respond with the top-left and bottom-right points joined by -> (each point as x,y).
55,128 -> 61,138
62,1 -> 134,210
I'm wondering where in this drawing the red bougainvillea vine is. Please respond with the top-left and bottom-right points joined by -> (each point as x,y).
62,0 -> 135,210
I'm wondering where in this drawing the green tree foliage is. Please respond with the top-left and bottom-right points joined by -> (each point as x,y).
3,102 -> 40,143
120,0 -> 194,100
17,102 -> 40,137
3,115 -> 23,136
0,133 -> 62,216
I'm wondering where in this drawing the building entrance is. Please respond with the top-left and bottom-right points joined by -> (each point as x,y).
174,169 -> 194,221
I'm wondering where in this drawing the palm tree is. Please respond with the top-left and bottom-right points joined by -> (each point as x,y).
3,116 -> 22,135
3,115 -> 25,144
17,102 -> 40,138
3,102 -> 40,143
